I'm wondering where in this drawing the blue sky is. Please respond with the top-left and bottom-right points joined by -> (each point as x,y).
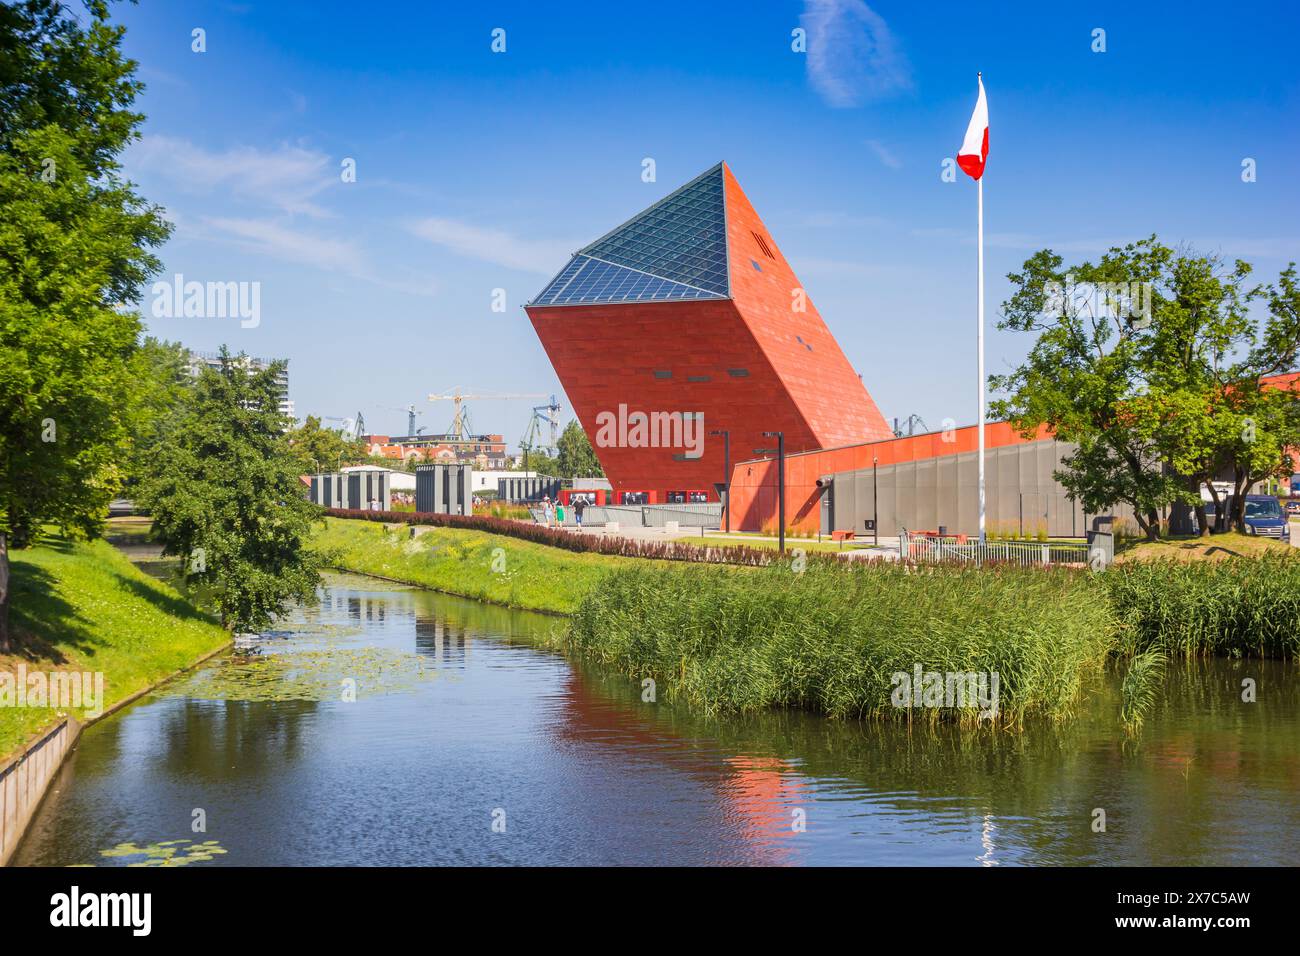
115,0 -> 1300,446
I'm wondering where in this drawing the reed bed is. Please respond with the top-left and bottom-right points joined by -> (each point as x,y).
565,560 -> 1115,726
1103,554 -> 1300,658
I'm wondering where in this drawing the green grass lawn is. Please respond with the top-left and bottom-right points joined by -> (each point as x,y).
309,516 -> 654,615
1,536 -> 231,762
1115,530 -> 1293,563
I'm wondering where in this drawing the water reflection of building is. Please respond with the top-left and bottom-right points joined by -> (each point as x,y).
414,614 -> 470,668
546,668 -> 807,865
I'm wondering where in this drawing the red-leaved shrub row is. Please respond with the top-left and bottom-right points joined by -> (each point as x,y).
323,508 -> 842,568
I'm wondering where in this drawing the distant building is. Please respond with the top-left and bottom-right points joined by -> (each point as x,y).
187,350 -> 294,421
363,432 -> 508,469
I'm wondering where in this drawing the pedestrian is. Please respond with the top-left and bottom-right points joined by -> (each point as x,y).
556,500 -> 566,526
542,496 -> 553,527
574,495 -> 586,528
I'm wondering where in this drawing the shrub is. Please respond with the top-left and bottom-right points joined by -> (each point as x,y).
324,508 -> 838,569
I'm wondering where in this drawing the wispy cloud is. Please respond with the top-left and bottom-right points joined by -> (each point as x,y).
866,139 -> 902,169
195,217 -> 436,296
407,217 -> 579,275
129,135 -> 336,218
801,0 -> 912,108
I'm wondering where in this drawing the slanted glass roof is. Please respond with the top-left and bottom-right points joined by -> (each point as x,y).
530,163 -> 730,306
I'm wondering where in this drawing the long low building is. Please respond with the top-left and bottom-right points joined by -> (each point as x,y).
728,372 -> 1300,537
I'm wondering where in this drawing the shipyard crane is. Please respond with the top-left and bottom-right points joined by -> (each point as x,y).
321,412 -> 366,441
426,388 -> 549,442
386,404 -> 424,436
893,414 -> 928,438
517,394 -> 564,472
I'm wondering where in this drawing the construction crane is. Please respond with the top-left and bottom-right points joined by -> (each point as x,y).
426,388 -> 550,442
518,394 -> 562,469
893,414 -> 928,437
386,404 -> 423,436
321,412 -> 366,441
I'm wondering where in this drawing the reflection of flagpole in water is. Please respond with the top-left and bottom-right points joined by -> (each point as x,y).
977,813 -> 998,866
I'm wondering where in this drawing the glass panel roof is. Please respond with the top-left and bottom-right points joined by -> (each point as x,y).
530,164 -> 729,306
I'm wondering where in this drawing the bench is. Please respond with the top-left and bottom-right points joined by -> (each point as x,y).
830,530 -> 856,547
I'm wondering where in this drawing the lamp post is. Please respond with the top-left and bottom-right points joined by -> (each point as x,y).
710,429 -> 730,533
873,455 -> 879,547
761,431 -> 785,553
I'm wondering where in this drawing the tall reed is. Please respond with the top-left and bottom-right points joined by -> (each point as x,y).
565,560 -> 1114,726
1103,554 -> 1300,658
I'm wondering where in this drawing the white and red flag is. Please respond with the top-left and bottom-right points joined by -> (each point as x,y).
957,74 -> 989,180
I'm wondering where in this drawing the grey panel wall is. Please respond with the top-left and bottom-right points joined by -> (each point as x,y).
496,476 -> 562,502
310,472 -> 389,510
824,439 -> 1112,537
417,464 -> 474,515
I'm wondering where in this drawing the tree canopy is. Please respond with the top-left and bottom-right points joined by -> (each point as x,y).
993,236 -> 1300,539
555,419 -> 604,478
0,0 -> 170,649
137,348 -> 322,632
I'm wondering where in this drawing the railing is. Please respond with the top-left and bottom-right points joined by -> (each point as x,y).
900,529 -> 1101,567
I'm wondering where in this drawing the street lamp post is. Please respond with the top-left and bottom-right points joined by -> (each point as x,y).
710,429 -> 730,533
762,431 -> 785,553
873,455 -> 879,547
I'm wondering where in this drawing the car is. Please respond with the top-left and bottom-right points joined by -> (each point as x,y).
1203,494 -> 1291,542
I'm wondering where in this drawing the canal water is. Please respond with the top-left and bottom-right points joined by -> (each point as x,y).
14,573 -> 1300,866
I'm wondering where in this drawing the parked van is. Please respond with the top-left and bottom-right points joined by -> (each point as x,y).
1203,494 -> 1290,542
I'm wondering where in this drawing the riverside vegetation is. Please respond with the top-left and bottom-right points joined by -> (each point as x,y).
316,517 -> 1300,728
0,535 -> 230,760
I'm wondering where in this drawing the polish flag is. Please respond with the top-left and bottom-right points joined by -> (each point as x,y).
958,74 -> 989,180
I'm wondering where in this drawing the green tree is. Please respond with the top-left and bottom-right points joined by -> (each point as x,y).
286,415 -> 369,474
523,450 -> 559,477
137,349 -> 322,632
992,240 -> 1180,540
555,419 -> 604,478
994,238 -> 1300,539
123,337 -> 194,487
0,0 -> 170,651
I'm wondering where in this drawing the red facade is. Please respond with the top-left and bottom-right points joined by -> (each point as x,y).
525,163 -> 892,504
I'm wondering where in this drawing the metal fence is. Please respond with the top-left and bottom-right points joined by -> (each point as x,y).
899,529 -> 1106,568
526,503 -> 723,529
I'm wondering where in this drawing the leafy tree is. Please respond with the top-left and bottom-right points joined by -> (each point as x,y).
522,450 -> 559,477
994,238 -> 1300,539
555,419 -> 604,478
286,415 -> 369,474
137,349 -> 322,632
0,0 -> 170,651
992,240 -> 1180,540
122,337 -> 194,487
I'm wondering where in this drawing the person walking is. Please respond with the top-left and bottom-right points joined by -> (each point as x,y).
542,496 -> 554,527
556,499 -> 566,527
573,495 -> 586,528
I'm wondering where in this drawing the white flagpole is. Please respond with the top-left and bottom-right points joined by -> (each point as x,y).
976,75 -> 986,547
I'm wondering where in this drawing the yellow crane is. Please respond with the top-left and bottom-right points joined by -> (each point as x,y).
427,388 -> 551,442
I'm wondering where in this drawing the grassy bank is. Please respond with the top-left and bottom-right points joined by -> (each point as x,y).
1115,530 -> 1293,563
1,536 -> 232,761
310,516 -> 640,615
565,561 -> 1115,726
